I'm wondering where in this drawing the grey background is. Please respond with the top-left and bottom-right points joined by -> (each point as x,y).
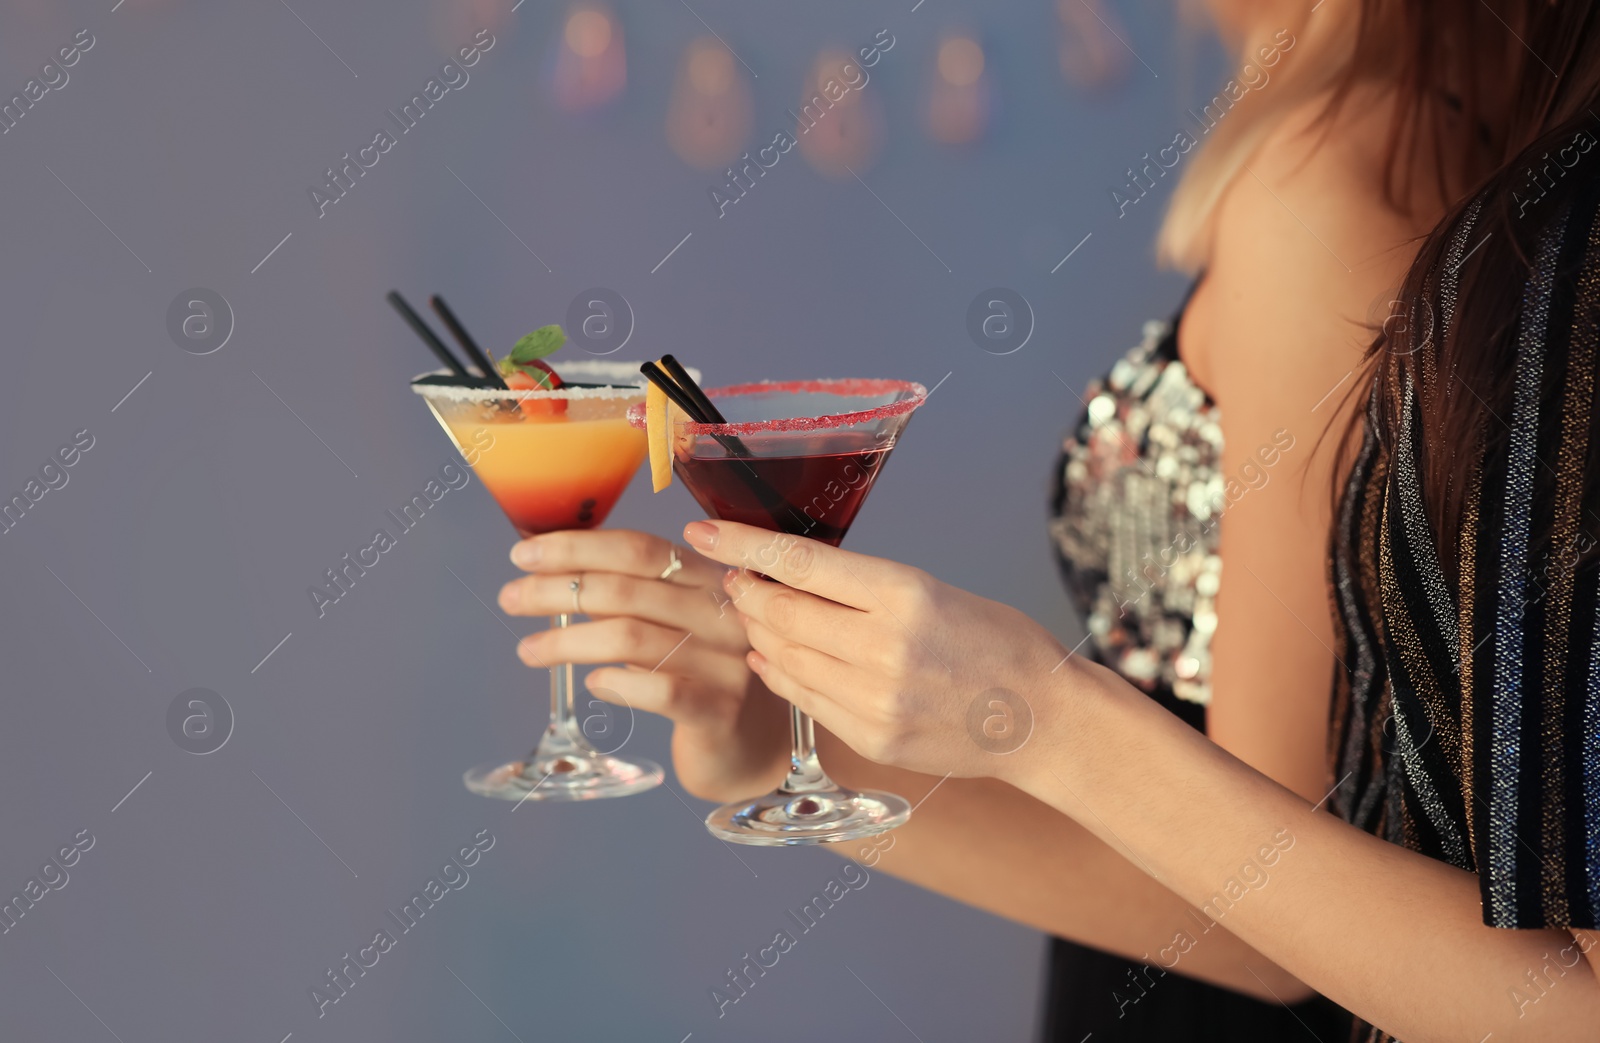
0,1 -> 1221,1040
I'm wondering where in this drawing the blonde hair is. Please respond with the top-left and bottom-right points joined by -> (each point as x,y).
1155,9 -> 1360,271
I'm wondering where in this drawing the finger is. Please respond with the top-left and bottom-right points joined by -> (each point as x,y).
510,529 -> 721,588
582,663 -> 745,728
683,520 -> 890,611
745,647 -> 834,724
721,569 -> 867,662
499,571 -> 746,653
749,647 -> 898,770
747,634 -> 904,770
742,617 -> 860,705
517,617 -> 708,672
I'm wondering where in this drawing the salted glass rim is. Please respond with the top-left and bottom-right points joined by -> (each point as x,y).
410,360 -> 695,402
625,378 -> 928,436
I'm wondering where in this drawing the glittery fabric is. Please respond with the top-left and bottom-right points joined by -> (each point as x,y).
1589,550 -> 1600,924
1385,376 -> 1469,868
1041,299 -> 1357,1043
1326,164 -> 1600,1043
1050,316 -> 1223,705
1485,213 -> 1559,924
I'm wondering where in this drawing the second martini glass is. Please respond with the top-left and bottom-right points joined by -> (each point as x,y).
636,377 -> 927,845
415,359 -> 666,801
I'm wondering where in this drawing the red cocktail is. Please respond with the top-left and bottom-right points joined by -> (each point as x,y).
633,378 -> 926,845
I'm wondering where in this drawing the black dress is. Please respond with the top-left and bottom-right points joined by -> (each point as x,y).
1043,285 -> 1354,1042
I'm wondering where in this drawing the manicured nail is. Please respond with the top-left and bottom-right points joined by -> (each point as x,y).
517,636 -> 541,663
684,521 -> 719,549
511,539 -> 540,568
747,650 -> 767,672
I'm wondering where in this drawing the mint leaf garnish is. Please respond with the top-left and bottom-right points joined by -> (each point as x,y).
510,325 -> 566,364
498,352 -> 559,387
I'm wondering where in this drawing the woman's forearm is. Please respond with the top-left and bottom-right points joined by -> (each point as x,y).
814,729 -> 1315,1001
1015,659 -> 1600,1042
682,519 -> 1600,1038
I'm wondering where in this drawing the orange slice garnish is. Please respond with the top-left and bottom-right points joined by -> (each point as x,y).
646,375 -> 673,491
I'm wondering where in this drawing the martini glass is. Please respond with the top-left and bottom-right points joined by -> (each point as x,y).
633,378 -> 927,845
414,359 -> 673,801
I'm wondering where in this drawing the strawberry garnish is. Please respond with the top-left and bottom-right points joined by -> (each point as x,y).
525,358 -> 563,389
499,325 -> 568,417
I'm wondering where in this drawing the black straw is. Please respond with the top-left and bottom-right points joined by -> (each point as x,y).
640,358 -> 754,457
430,295 -> 508,389
640,361 -> 710,421
387,291 -> 469,379
660,354 -> 726,423
641,359 -> 801,523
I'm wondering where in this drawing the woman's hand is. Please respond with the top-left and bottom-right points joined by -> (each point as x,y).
498,529 -> 790,800
682,520 -> 1073,781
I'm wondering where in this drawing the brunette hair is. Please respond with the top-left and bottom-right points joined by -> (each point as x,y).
1162,1 -> 1600,573
1329,1 -> 1600,573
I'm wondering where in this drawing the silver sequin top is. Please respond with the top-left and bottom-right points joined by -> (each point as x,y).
1049,314 -> 1223,705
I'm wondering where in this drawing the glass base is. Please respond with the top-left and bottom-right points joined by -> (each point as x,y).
464,752 -> 663,802
705,785 -> 911,846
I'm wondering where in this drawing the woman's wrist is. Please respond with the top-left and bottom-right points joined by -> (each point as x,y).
998,656 -> 1139,802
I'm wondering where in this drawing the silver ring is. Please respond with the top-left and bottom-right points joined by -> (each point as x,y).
658,546 -> 684,582
570,576 -> 584,614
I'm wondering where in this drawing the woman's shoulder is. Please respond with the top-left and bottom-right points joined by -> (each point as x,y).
1212,83 -> 1431,276
1184,85 -> 1420,409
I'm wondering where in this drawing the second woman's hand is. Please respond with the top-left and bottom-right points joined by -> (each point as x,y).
499,528 -> 791,800
682,519 -> 1079,782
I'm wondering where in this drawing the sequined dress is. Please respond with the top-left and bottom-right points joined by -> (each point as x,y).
1039,289 -> 1354,1042
1050,315 -> 1224,709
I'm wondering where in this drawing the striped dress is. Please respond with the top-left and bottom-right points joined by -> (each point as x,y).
1328,175 -> 1600,1041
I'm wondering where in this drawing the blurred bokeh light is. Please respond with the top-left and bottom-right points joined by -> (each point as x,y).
547,3 -> 627,113
665,37 -> 754,170
925,31 -> 992,145
794,47 -> 882,178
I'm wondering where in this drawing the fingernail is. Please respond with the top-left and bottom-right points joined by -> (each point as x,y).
684,521 -> 719,549
511,539 -> 540,568
747,650 -> 767,672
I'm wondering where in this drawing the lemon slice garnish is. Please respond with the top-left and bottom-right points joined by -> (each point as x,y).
645,375 -> 673,492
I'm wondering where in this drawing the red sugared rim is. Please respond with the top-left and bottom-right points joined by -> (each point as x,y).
626,378 -> 927,435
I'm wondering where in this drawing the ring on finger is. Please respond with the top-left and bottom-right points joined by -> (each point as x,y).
659,546 -> 684,582
570,576 -> 584,614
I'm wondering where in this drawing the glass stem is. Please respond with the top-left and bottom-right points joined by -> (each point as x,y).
780,707 -> 834,794
540,613 -> 585,755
